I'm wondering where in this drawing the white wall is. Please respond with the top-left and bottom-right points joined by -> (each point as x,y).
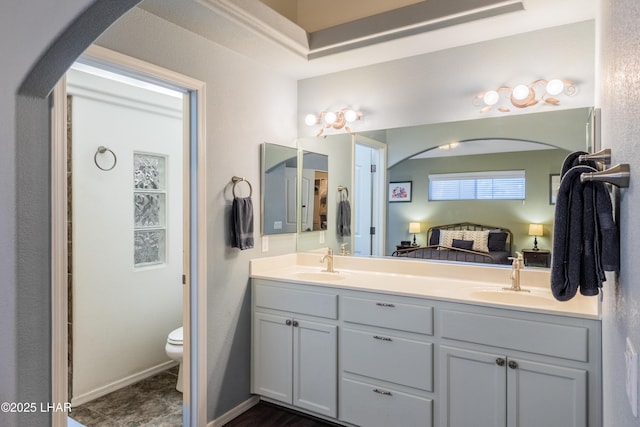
0,1 -> 106,426
95,6 -> 299,419
298,20 -> 595,135
599,1 -> 640,425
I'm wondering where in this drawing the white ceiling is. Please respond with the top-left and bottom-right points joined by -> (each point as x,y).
138,0 -> 595,79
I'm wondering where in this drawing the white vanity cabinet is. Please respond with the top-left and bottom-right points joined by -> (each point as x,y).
250,276 -> 601,427
251,279 -> 338,418
339,294 -> 435,427
439,308 -> 599,427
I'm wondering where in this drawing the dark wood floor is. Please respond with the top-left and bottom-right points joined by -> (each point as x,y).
224,402 -> 341,427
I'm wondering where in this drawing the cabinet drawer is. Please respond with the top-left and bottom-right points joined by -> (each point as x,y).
441,310 -> 589,362
342,328 -> 433,391
254,283 -> 338,319
341,377 -> 432,427
342,296 -> 433,335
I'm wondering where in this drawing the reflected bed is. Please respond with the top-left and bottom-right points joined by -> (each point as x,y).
393,222 -> 513,265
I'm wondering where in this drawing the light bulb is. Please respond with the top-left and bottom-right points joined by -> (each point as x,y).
512,84 -> 530,100
343,109 -> 358,122
483,90 -> 499,106
546,79 -> 564,96
324,111 -> 337,125
304,114 -> 317,126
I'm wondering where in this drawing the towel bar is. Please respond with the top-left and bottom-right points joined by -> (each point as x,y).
578,148 -> 611,165
338,185 -> 349,199
231,176 -> 253,197
580,163 -> 630,188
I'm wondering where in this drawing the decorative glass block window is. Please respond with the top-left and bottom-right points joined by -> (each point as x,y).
429,170 -> 526,201
133,153 -> 167,266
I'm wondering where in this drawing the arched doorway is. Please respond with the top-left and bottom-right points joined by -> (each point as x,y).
16,2 -> 206,426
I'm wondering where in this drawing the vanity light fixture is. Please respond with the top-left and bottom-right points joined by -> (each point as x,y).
305,107 -> 363,137
474,79 -> 577,113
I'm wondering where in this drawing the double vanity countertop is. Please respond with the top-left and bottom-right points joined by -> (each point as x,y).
250,252 -> 600,319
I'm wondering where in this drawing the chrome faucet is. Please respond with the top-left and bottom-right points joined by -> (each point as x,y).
504,252 -> 528,292
321,248 -> 336,273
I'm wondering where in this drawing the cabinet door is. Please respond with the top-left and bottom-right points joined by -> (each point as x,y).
440,346 -> 507,427
252,312 -> 293,403
293,319 -> 338,418
507,358 -> 587,427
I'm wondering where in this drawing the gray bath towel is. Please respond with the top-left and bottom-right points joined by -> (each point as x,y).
337,199 -> 351,237
551,162 -> 618,301
231,196 -> 254,250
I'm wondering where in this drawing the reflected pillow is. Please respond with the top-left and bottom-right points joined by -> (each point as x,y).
452,239 -> 474,250
462,230 -> 490,252
429,229 -> 440,246
439,230 -> 464,248
488,231 -> 508,252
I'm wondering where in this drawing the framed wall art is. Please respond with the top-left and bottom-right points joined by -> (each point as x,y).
389,181 -> 412,203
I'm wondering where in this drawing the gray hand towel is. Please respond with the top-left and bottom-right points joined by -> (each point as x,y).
337,199 -> 351,237
231,196 -> 254,250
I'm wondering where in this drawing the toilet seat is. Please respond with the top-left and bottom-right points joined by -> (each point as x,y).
167,327 -> 183,346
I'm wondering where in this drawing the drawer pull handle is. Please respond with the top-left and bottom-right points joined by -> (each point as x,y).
285,319 -> 292,326
373,335 -> 392,342
292,320 -> 299,327
496,358 -> 505,366
376,302 -> 395,308
373,388 -> 392,396
508,360 -> 518,369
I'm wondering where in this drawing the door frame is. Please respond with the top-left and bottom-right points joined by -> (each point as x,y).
352,135 -> 387,256
51,45 -> 208,426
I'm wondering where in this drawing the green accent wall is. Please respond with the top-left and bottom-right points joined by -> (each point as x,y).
387,149 -> 568,256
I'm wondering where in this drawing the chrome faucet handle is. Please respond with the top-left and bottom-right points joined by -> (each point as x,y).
339,243 -> 350,256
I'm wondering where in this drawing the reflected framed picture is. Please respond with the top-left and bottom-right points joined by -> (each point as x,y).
549,174 -> 560,204
389,181 -> 412,202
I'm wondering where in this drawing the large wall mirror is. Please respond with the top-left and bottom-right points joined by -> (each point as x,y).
294,107 -> 593,266
261,143 -> 298,235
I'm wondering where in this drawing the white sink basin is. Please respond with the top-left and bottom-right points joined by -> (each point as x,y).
468,288 -> 556,307
293,271 -> 345,282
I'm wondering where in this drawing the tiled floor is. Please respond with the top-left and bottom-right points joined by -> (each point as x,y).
69,366 -> 182,426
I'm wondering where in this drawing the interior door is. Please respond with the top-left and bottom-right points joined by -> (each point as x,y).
354,144 -> 373,256
301,169 -> 315,232
284,166 -> 297,232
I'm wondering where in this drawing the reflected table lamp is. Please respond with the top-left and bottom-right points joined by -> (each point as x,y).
528,224 -> 543,251
409,222 -> 421,246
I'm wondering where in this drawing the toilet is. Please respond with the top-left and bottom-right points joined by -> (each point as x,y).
165,326 -> 184,392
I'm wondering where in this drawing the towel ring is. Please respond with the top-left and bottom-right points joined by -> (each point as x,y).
231,176 -> 253,198
94,146 -> 117,171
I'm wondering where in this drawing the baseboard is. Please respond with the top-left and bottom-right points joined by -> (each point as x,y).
71,361 -> 178,407
208,396 -> 260,427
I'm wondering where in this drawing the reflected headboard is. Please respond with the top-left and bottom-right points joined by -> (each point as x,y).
426,222 -> 513,255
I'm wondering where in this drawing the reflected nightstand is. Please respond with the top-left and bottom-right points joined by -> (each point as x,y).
522,249 -> 551,267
